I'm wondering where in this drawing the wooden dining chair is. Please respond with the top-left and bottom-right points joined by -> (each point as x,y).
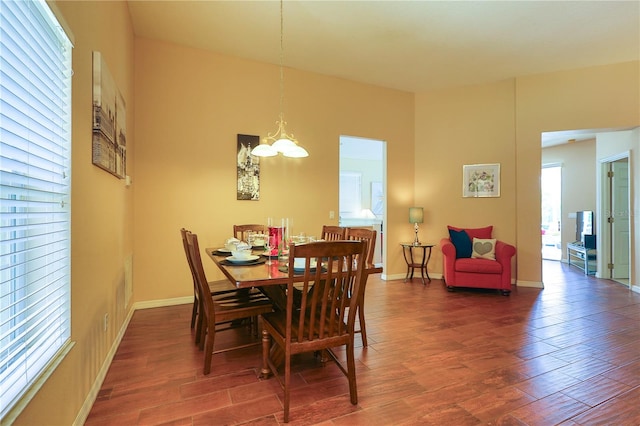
345,227 -> 378,347
261,240 -> 366,422
180,228 -> 237,345
185,230 -> 273,375
233,224 -> 265,242
321,225 -> 346,241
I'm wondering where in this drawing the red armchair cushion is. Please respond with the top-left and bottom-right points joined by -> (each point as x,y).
447,225 -> 493,240
455,257 -> 502,274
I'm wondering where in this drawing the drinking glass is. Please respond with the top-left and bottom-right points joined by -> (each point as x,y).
265,237 -> 274,265
265,218 -> 274,265
246,230 -> 255,246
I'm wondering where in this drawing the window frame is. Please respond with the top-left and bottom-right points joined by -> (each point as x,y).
0,0 -> 74,422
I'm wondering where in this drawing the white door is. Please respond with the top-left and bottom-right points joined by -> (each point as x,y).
611,159 -> 630,281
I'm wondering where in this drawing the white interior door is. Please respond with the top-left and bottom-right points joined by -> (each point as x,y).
611,159 -> 630,281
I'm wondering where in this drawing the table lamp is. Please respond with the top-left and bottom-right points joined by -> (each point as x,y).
409,207 -> 424,245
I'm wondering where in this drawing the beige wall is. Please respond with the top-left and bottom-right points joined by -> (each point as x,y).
515,62 -> 639,284
14,1 -> 639,424
542,139 -> 597,258
415,79 -> 518,278
132,38 -> 415,303
416,62 -> 639,286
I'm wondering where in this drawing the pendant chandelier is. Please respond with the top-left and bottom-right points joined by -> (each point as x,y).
251,0 -> 309,158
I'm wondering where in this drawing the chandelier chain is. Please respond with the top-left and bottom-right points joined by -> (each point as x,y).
279,0 -> 284,116
250,0 -> 308,158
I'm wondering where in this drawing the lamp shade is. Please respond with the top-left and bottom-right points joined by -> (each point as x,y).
282,144 -> 309,158
409,207 -> 424,224
272,138 -> 297,153
251,143 -> 278,157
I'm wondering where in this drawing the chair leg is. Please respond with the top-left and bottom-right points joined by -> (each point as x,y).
283,348 -> 291,423
198,313 -> 207,351
190,298 -> 197,329
260,329 -> 272,378
358,299 -> 368,347
346,341 -> 358,405
203,321 -> 215,375
195,299 -> 205,346
194,310 -> 203,346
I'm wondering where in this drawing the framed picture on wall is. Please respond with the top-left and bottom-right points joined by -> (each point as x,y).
237,134 -> 260,200
462,163 -> 500,197
92,51 -> 126,179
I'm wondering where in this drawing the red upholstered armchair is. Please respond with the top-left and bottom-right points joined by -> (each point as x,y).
440,226 -> 516,295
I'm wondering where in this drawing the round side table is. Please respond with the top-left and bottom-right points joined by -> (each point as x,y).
400,242 -> 434,284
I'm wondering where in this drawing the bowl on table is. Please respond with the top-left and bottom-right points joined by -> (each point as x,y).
252,236 -> 266,247
225,238 -> 241,251
231,249 -> 253,260
231,242 -> 252,259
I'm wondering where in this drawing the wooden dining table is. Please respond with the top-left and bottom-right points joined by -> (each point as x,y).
206,247 -> 289,288
206,245 -> 382,377
207,246 -> 382,289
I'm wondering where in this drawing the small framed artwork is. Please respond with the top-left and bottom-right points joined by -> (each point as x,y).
237,134 -> 260,200
92,51 -> 126,179
462,163 -> 500,197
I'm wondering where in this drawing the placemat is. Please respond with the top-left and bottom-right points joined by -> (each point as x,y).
220,257 -> 266,266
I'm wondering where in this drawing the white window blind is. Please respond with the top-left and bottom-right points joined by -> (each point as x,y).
339,172 -> 361,216
0,0 -> 72,420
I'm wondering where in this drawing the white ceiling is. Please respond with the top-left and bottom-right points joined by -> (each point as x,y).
128,1 -> 639,93
127,1 -> 639,147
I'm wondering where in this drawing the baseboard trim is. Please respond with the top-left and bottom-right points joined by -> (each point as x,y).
73,307 -> 134,426
73,296 -> 192,426
517,280 -> 544,288
381,272 -> 443,281
133,296 -> 193,310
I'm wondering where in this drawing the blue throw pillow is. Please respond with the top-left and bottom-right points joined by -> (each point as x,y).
449,229 -> 472,258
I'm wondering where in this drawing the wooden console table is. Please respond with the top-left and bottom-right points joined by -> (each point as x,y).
567,242 -> 596,275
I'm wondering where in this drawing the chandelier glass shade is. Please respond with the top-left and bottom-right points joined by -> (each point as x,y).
251,0 -> 308,158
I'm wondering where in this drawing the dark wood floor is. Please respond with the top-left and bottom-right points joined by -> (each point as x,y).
86,261 -> 640,425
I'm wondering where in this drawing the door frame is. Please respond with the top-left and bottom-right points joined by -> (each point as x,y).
541,163 -> 563,261
597,151 -> 631,281
339,136 -> 387,269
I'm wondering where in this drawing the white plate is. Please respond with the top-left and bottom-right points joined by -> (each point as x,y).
225,255 -> 260,263
217,247 -> 232,253
293,261 -> 318,272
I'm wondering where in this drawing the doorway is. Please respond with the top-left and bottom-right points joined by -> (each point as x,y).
541,165 -> 562,260
339,136 -> 386,267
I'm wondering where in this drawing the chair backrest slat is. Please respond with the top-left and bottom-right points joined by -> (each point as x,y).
321,225 -> 346,241
181,228 -> 201,301
345,227 -> 377,269
233,224 -> 265,242
185,231 -> 215,321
